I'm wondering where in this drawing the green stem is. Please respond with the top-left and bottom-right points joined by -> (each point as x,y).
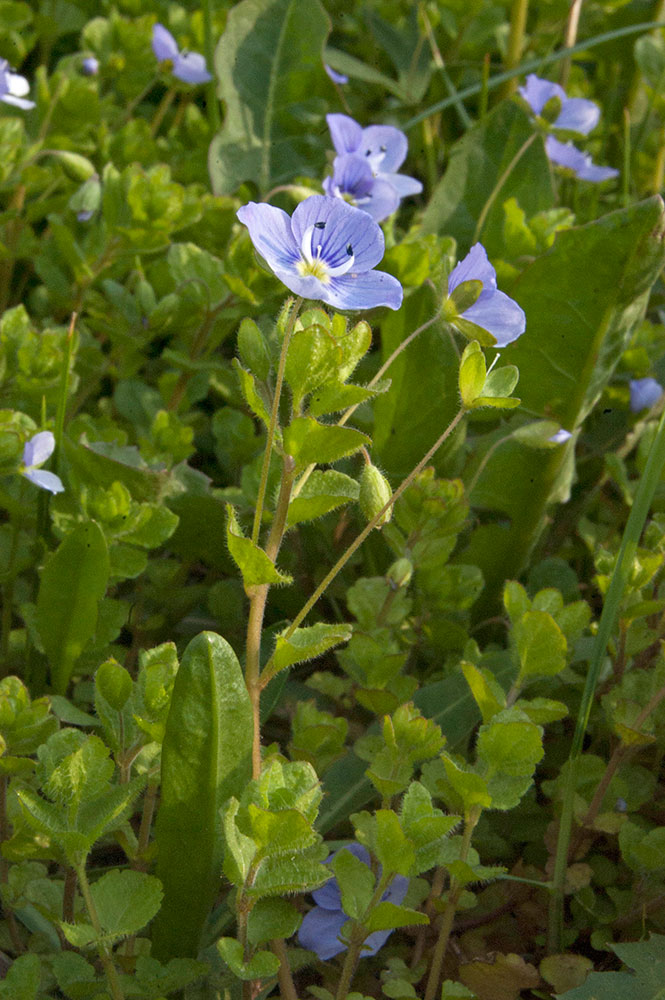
335,875 -> 391,1000
271,937 -> 298,1000
403,20 -> 665,131
123,76 -> 160,122
263,407 -> 466,678
150,87 -> 176,137
623,108 -> 631,209
419,2 -> 472,130
498,0 -> 530,101
479,53 -> 491,122
77,864 -> 125,1000
202,0 -> 220,132
251,298 -> 302,546
423,806 -> 481,1000
548,404 -> 665,952
246,456 -> 296,776
472,132 -> 538,244
560,0 -> 584,88
55,312 -> 76,477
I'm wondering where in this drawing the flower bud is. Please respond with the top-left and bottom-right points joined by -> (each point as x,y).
359,463 -> 392,528
386,557 -> 413,590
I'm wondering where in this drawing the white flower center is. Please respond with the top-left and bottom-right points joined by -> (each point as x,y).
296,223 -> 355,283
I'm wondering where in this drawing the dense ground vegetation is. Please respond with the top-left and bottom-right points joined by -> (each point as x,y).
2,1 -> 665,999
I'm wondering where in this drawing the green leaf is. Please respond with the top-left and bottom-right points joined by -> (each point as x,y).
514,610 -> 567,681
0,953 -> 41,1000
266,622 -> 353,679
374,810 -> 415,877
226,504 -> 292,589
95,660 -> 132,712
332,846 -> 375,920
285,324 -> 343,410
233,358 -> 271,428
460,661 -> 505,724
238,318 -> 271,381
89,869 -> 163,941
464,196 -> 665,618
247,898 -> 301,946
217,937 -> 280,981
210,0 -> 331,195
556,932 -> 665,999
364,902 -> 428,933
152,632 -> 252,960
283,416 -> 370,470
458,341 -> 486,408
36,521 -> 110,694
422,101 -> 554,256
286,470 -> 360,525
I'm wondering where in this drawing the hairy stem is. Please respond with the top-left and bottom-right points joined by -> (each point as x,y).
271,937 -> 298,1000
77,863 -> 125,1000
246,456 -> 296,776
251,298 -> 302,545
291,310 -> 442,501
472,132 -> 538,244
265,407 -> 466,675
498,0 -> 530,100
424,806 -> 481,1000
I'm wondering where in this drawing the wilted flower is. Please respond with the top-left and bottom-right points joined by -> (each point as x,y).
151,24 -> 212,84
629,377 -> 664,412
445,243 -> 526,348
325,64 -> 348,85
0,58 -> 34,110
545,136 -> 618,183
21,432 -> 64,494
70,173 -> 101,222
327,113 -> 422,200
323,153 -> 400,222
549,428 -> 572,444
236,195 -> 403,310
82,56 -> 99,76
519,74 -> 599,135
298,843 -> 408,960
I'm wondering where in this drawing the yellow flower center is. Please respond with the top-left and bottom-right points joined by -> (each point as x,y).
296,256 -> 331,283
296,222 -> 356,285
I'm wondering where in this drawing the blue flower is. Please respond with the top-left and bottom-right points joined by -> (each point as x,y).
545,137 -> 618,183
323,153 -> 400,222
327,114 -> 422,201
298,843 -> 409,961
21,432 -> 64,494
236,195 -> 403,311
325,64 -> 348,85
629,377 -> 664,412
82,56 -> 99,77
152,24 -> 212,85
549,429 -> 572,444
446,243 -> 525,348
0,59 -> 34,110
519,74 -> 600,135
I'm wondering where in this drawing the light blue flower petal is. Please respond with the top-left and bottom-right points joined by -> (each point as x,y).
630,377 -> 664,412
327,113 -> 363,156
448,243 -> 497,296
152,23 -> 179,62
236,202 -> 299,272
361,125 -> 408,174
549,429 -> 572,444
545,136 -> 618,182
23,431 -> 55,468
325,64 -> 348,85
463,289 -> 526,347
311,874 -> 341,910
383,171 -> 423,197
298,906 -> 347,959
0,93 -> 35,110
173,51 -> 212,84
326,156 -> 400,222
384,874 -> 409,905
23,469 -> 64,494
291,195 -> 385,271
326,270 -> 403,311
554,97 -> 599,135
519,74 -> 565,116
82,56 -> 99,76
